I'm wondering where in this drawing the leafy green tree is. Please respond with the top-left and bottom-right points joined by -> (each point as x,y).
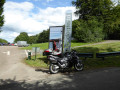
106,4 -> 120,39
36,30 -> 49,43
29,35 -> 38,44
0,38 -> 7,43
72,0 -> 113,21
14,32 -> 29,43
14,36 -> 20,43
0,0 -> 5,32
72,0 -> 120,41
72,18 -> 104,42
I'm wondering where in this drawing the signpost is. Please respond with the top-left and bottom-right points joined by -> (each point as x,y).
43,10 -> 72,57
49,26 -> 63,53
64,10 -> 72,53
32,47 -> 40,60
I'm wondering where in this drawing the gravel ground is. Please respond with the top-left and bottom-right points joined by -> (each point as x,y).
0,41 -> 120,90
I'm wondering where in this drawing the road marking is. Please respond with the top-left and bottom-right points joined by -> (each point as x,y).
7,51 -> 10,55
3,51 -> 10,56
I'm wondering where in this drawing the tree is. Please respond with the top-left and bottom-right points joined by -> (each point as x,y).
29,35 -> 38,44
72,0 -> 120,41
106,4 -> 120,39
72,18 -> 104,42
14,32 -> 29,43
36,30 -> 49,43
0,38 -> 7,43
72,0 -> 113,21
72,0 -> 110,42
0,0 -> 5,32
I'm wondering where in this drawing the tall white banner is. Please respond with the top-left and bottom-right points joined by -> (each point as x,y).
64,10 -> 72,53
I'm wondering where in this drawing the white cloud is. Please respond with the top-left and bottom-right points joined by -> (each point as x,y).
1,1 -> 78,43
0,31 -> 19,42
33,7 -> 78,26
5,1 -> 34,12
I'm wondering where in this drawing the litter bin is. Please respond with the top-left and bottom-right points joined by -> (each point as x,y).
28,52 -> 31,60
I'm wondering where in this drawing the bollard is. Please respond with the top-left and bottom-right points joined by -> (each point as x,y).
28,52 -> 31,60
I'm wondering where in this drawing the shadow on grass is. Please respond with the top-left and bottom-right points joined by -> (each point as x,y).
26,47 -> 120,74
83,56 -> 120,70
106,47 -> 115,52
73,46 -> 119,53
73,47 -> 100,53
37,57 -> 49,64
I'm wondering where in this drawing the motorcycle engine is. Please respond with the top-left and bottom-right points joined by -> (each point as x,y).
60,58 -> 68,68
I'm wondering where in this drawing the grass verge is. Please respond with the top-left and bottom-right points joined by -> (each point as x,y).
25,56 -> 120,70
24,41 -> 120,70
83,56 -> 120,70
25,55 -> 49,69
21,42 -> 91,50
73,42 -> 120,53
21,43 -> 48,50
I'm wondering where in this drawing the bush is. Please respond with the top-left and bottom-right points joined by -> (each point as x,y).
73,18 -> 104,42
0,38 -> 8,43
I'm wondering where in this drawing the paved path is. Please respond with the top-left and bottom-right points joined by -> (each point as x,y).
0,46 -> 120,90
0,46 -> 49,81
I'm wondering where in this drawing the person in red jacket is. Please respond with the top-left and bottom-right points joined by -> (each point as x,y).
53,41 -> 56,51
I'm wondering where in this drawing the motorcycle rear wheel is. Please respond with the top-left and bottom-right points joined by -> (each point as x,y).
49,64 -> 59,74
74,61 -> 83,71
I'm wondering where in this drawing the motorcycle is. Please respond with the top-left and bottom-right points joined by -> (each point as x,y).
48,50 -> 84,74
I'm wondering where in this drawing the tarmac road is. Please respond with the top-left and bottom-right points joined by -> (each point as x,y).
0,46 -> 49,81
0,46 -> 120,90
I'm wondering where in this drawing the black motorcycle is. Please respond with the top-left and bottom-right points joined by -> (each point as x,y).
48,50 -> 84,74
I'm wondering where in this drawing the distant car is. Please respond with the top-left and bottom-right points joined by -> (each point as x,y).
0,43 -> 3,46
17,41 -> 29,47
0,43 -> 7,46
2,43 -> 6,45
9,43 -> 14,46
14,43 -> 17,46
11,44 -> 14,46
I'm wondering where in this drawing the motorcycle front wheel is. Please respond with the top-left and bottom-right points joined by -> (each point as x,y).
74,61 -> 84,71
49,64 -> 59,74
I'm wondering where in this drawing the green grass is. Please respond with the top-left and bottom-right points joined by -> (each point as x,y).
83,56 -> 120,70
21,42 -> 91,50
73,42 -> 120,53
21,43 -> 48,50
25,55 -> 120,70
73,42 -> 120,70
21,40 -> 106,50
71,42 -> 91,47
24,41 -> 120,70
25,55 -> 49,68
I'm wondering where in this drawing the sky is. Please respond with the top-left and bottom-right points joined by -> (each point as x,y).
0,0 -> 119,43
0,0 -> 78,43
